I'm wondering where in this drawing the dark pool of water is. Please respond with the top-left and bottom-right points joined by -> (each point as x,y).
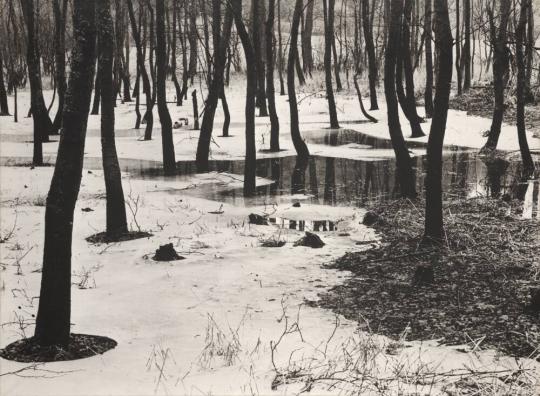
2,129 -> 538,219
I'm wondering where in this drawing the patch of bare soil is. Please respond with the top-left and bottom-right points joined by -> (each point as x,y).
0,334 -> 117,362
312,198 -> 540,359
449,86 -> 540,139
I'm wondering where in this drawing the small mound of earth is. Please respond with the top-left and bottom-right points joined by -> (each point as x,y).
86,230 -> 153,244
153,243 -> 184,261
294,231 -> 325,248
0,334 -> 117,362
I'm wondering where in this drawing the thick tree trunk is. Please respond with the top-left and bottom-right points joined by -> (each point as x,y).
267,0 -> 280,152
323,0 -> 340,129
127,0 -> 154,140
156,0 -> 176,175
98,0 -> 128,237
424,0 -> 434,117
288,0 -> 310,159
482,0 -> 511,152
231,0 -> 257,196
515,0 -> 535,176
384,0 -> 416,199
34,0 -> 96,347
424,0 -> 453,244
361,0 -> 378,110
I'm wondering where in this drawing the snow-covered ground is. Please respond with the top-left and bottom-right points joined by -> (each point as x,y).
1,81 -> 539,395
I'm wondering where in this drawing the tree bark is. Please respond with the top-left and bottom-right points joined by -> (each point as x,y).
301,0 -> 315,76
156,0 -> 176,175
34,0 -> 97,347
384,0 -> 416,199
98,0 -> 128,237
515,0 -> 535,176
462,0 -> 471,90
252,0 -> 268,117
361,0 -> 378,110
482,0 -> 511,152
267,0 -> 280,152
424,0 -> 453,244
288,0 -> 310,159
127,0 -> 154,140
424,0 -> 434,117
323,0 -> 340,129
51,0 -> 68,132
0,52 -> 10,115
231,0 -> 257,196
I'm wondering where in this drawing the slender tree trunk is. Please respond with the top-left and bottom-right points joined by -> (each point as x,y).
302,0 -> 314,76
267,0 -> 280,152
330,1 -> 342,92
192,90 -> 199,129
98,0 -> 128,237
277,0 -> 285,96
21,0 -> 51,166
463,0 -> 471,90
91,65 -> 101,115
455,0 -> 462,95
424,0 -> 434,117
424,0 -> 453,243
524,2 -> 534,102
171,0 -> 182,105
220,87 -> 230,137
0,52 -> 10,115
252,0 -> 268,117
384,0 -> 416,198
323,0 -> 340,129
482,0 -> 511,152
127,0 -> 154,140
361,0 -> 378,110
288,0 -> 310,159
34,0 -> 97,347
188,0 -> 198,84
51,0 -> 68,132
195,0 -> 233,171
515,0 -> 534,175
231,0 -> 257,196
156,0 -> 176,175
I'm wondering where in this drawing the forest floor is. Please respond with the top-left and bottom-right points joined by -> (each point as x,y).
1,78 -> 539,395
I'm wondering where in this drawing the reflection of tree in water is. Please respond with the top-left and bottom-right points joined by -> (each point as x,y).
291,155 -> 309,195
482,157 -> 510,198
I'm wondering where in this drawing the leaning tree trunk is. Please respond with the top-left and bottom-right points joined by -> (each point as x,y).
423,0 -> 453,244
156,0 -> 176,175
515,0 -> 535,176
231,0 -> 257,196
127,0 -> 154,140
424,0 -> 434,118
288,0 -> 310,159
323,0 -> 340,129
384,0 -> 416,199
34,0 -> 97,347
267,0 -> 280,152
482,0 -> 511,152
98,0 -> 128,237
362,0 -> 378,110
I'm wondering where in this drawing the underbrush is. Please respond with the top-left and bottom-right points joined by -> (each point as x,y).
315,197 -> 540,359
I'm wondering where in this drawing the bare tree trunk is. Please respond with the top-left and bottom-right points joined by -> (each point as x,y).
482,0 -> 511,152
384,0 -> 416,199
0,52 -> 10,115
329,0 -> 342,92
288,0 -> 310,159
171,0 -> 182,106
34,0 -> 96,347
323,0 -> 340,129
51,0 -> 68,132
463,0 -> 471,90
515,0 -> 534,175
277,0 -> 285,95
156,0 -> 176,175
455,0 -> 462,95
252,0 -> 268,117
267,0 -> 280,152
301,0 -> 314,76
424,0 -> 453,244
98,0 -> 128,237
127,0 -> 154,140
362,0 -> 378,110
231,0 -> 257,196
424,0 -> 434,117
188,0 -> 198,84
